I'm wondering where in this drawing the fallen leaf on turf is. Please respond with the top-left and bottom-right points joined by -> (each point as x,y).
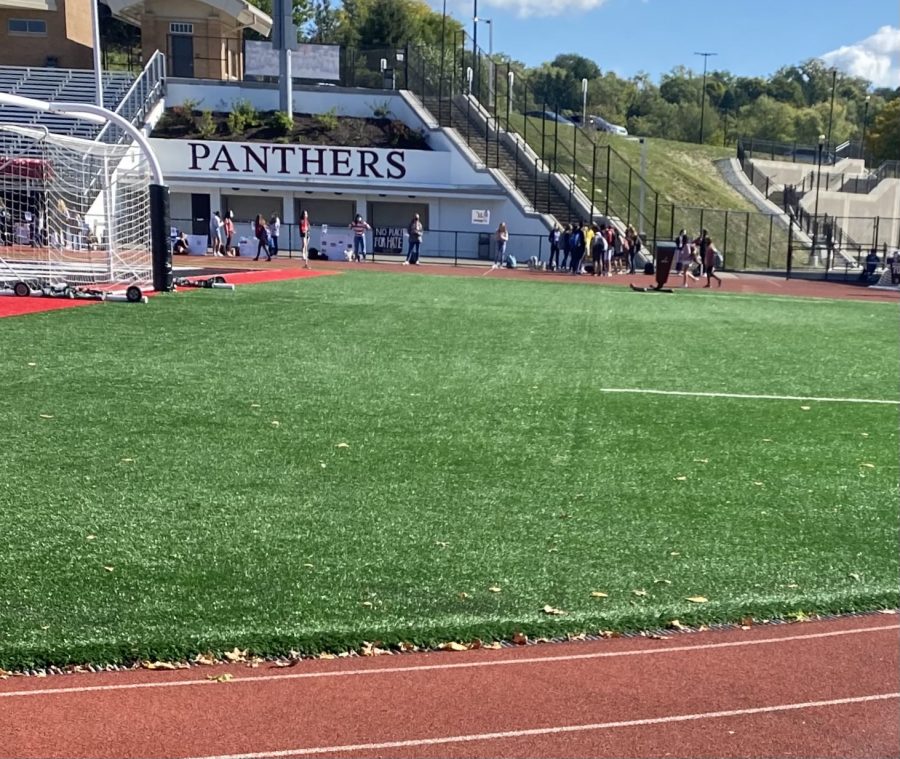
860,463 -> 876,469
335,442 -> 350,448
270,660 -> 295,668
27,362 -> 36,367
302,563 -> 314,569
360,601 -> 373,607
511,632 -> 528,645
39,414 -> 54,419
207,673 -> 233,683
762,438 -> 773,442
457,592 -> 470,600
668,619 -> 687,631
193,652 -> 216,666
567,632 -> 587,641
693,458 -> 709,464
849,572 -> 861,582
223,648 -> 247,662
800,406 -> 810,411
320,462 -> 327,468
103,566 -> 114,572
317,652 -> 337,660
541,605 -> 566,616
686,596 -> 708,603
861,432 -> 869,437
435,541 -> 449,548
141,660 -> 177,670
488,586 -> 502,593
440,641 -> 469,652
753,481 -> 764,486
790,611 -> 810,622
670,551 -> 680,556
483,641 -> 503,649
398,641 -> 419,652
740,616 -> 754,627
599,630 -> 622,639
632,589 -> 648,597
879,609 -> 897,615
645,633 -> 667,640
654,579 -> 672,585
250,403 -> 260,408
785,583 -> 799,589
0,668 -> 10,679
360,642 -> 389,656
86,535 -> 96,541
674,475 -> 687,481
590,591 -> 609,598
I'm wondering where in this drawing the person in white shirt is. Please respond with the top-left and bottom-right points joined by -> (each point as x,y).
209,211 -> 224,256
268,213 -> 281,257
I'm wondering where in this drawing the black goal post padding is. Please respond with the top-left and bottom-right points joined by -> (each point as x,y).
149,184 -> 173,292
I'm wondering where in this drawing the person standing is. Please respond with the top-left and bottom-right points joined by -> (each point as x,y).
582,223 -> 595,275
349,214 -> 371,262
254,214 -> 271,261
569,221 -> 585,275
693,228 -> 710,277
298,210 -> 311,268
592,225 -> 609,276
209,211 -> 224,256
223,211 -> 235,257
405,213 -> 423,265
560,224 -> 572,272
268,212 -> 281,257
548,222 -> 561,271
493,222 -> 509,269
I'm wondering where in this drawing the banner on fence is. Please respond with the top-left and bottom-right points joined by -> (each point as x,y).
471,209 -> 490,225
374,226 -> 405,254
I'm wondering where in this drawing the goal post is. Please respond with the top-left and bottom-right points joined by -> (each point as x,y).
0,93 -> 172,293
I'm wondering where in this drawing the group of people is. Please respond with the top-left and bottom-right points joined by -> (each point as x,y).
540,221 -> 643,276
674,228 -> 723,288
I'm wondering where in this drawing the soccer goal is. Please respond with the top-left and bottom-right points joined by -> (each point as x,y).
0,95 -> 171,299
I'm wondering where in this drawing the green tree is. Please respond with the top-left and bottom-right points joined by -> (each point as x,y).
868,99 -> 900,162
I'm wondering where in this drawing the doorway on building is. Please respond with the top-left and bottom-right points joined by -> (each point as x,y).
170,34 -> 194,78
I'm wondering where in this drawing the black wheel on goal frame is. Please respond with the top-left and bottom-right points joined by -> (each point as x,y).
13,281 -> 30,297
211,275 -> 226,285
125,285 -> 144,303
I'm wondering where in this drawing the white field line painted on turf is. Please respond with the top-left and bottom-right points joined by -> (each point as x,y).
0,623 -> 896,699
600,388 -> 900,405
181,693 -> 900,759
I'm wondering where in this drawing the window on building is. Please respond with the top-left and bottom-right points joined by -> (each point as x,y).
8,19 -> 48,35
169,22 -> 194,34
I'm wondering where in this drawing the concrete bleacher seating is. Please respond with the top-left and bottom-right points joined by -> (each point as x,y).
0,66 -> 136,139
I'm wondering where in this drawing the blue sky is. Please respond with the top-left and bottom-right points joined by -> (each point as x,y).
438,0 -> 900,86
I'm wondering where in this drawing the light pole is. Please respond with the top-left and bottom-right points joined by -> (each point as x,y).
475,16 -> 493,108
581,77 -> 588,127
506,70 -> 514,130
472,0 -> 478,100
861,95 -> 871,166
826,68 -> 837,156
811,133 -> 825,265
694,51 -> 717,144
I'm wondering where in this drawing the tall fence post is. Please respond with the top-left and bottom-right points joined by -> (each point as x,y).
723,210 -> 729,255
651,197 -> 659,255
589,143 -> 597,224
786,214 -> 794,279
767,214 -> 774,268
454,231 -> 458,266
604,146 -> 611,216
743,211 -> 750,269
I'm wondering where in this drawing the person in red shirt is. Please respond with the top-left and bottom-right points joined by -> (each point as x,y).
223,211 -> 235,257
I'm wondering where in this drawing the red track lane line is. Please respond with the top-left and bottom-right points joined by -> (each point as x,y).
1,622 -> 896,699
176,694 -> 900,759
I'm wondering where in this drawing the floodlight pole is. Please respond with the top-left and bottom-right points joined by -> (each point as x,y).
89,0 -> 104,107
694,51 -> 717,144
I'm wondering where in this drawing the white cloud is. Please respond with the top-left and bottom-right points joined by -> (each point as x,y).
449,0 -> 610,19
821,25 -> 900,88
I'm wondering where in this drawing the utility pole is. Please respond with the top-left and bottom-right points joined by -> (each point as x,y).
273,0 -> 295,114
694,51 -> 717,144
826,68 -> 837,155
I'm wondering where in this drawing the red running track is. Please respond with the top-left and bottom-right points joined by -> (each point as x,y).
1,615 -> 897,759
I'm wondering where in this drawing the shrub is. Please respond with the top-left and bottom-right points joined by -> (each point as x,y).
197,109 -> 216,139
171,98 -> 199,128
315,107 -> 339,132
369,99 -> 392,119
268,111 -> 294,136
227,99 -> 260,135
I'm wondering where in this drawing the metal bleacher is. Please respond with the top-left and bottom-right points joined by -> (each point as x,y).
0,66 -> 137,139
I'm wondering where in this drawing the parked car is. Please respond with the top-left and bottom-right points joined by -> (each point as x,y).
524,110 -> 576,126
589,115 -> 628,136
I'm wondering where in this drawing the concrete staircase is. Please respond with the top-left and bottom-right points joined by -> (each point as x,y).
422,94 -> 587,227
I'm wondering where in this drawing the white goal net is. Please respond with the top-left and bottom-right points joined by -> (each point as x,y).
0,124 -> 153,288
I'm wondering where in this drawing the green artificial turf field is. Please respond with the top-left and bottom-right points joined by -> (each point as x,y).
1,272 -> 897,668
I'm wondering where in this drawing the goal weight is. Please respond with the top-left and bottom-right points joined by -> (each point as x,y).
149,184 -> 173,293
